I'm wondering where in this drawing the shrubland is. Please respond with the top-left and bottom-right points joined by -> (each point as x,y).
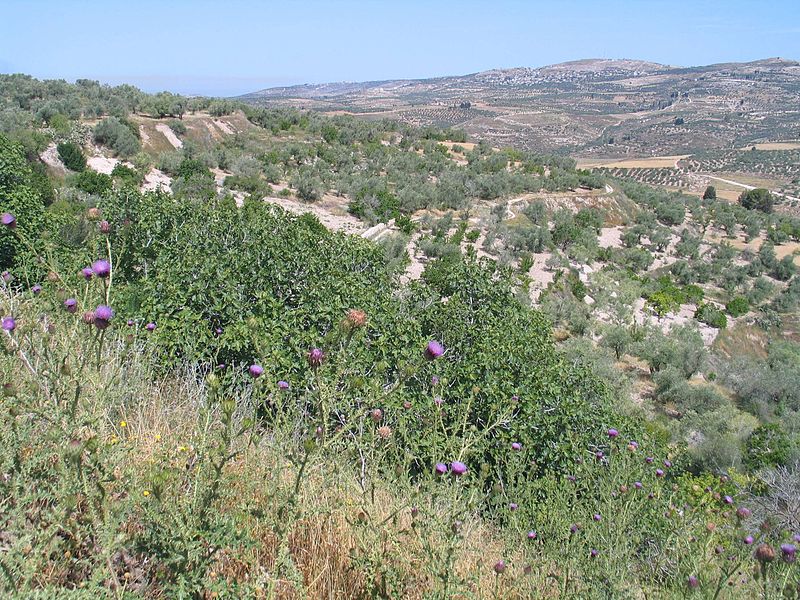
0,74 -> 799,597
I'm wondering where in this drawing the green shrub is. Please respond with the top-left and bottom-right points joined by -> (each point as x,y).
695,303 -> 728,329
744,423 -> 792,470
94,116 -> 141,157
73,170 -> 113,195
56,141 -> 86,172
110,162 -> 143,187
726,296 -> 750,317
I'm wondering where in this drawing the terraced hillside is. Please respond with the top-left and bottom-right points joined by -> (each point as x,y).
239,58 -> 800,157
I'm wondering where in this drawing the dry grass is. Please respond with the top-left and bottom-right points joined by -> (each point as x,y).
112,366 -> 540,599
739,142 -> 800,151
576,155 -> 690,169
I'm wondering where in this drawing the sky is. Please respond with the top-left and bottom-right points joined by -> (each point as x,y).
1,0 -> 799,97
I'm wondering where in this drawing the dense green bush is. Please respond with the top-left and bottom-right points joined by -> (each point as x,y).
695,302 -> 728,329
0,134 -> 47,271
56,141 -> 86,172
726,295 -> 750,317
94,116 -> 140,157
745,423 -> 792,470
739,188 -> 774,213
73,170 -> 112,195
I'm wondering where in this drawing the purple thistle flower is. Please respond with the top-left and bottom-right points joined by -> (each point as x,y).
593,513 -> 602,522
570,524 -> 579,534
607,428 -> 619,438
1,213 -> 17,228
656,469 -> 665,477
509,502 -> 518,511
2,317 -> 16,332
307,347 -> 325,368
595,451 -> 604,460
634,481 -> 643,489
493,560 -> 506,574
794,534 -> 800,543
511,442 -> 522,451
450,461 -> 467,476
723,495 -> 734,505
744,536 -> 754,545
781,544 -> 796,563
527,530 -> 537,540
687,575 -> 699,588
566,475 -> 576,483
31,284 -> 42,294
434,396 -> 443,407
645,456 -> 654,464
511,394 -> 519,403
715,545 -> 724,554
424,340 -> 444,360
627,440 -> 639,451
81,267 -> 93,280
663,460 -> 672,468
1,271 -> 10,282
145,322 -> 156,332
435,462 -> 448,476
648,492 -> 655,499
278,380 -> 289,390
94,305 -> 113,329
431,375 -> 439,385
127,319 -> 134,327
91,259 -> 111,278
248,364 -> 263,378
64,298 -> 78,313
590,549 -> 599,558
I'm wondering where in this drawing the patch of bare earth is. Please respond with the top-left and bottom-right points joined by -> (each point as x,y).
141,169 -> 172,193
40,143 -> 66,175
154,123 -> 183,149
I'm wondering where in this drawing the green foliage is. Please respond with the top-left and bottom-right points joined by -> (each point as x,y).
0,134 -> 47,271
702,185 -> 716,200
725,296 -> 750,317
94,117 -> 140,157
73,170 -> 113,195
744,423 -> 792,470
739,188 -> 774,213
110,162 -> 143,187
56,141 -> 87,172
695,302 -> 728,329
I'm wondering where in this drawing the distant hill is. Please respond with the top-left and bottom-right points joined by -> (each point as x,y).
238,58 -> 800,157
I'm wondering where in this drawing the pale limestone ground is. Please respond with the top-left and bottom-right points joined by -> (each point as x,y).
142,168 -> 172,192
631,298 -> 719,346
598,226 -> 623,248
155,123 -> 183,149
40,143 -> 66,175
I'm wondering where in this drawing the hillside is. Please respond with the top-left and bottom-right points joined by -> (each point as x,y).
1,74 -> 799,598
239,57 -> 800,158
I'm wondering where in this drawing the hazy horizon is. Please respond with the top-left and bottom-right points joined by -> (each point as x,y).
2,0 -> 799,97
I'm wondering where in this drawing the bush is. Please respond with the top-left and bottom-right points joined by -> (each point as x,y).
0,134 -> 47,272
56,141 -> 86,172
111,163 -> 143,187
73,170 -> 113,195
94,117 -> 141,157
725,296 -> 750,317
745,423 -> 792,470
168,119 -> 187,135
739,188 -> 774,213
695,303 -> 727,329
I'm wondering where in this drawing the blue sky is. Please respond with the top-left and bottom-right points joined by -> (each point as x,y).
1,0 -> 798,96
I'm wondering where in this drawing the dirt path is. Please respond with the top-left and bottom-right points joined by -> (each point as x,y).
702,174 -> 800,203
